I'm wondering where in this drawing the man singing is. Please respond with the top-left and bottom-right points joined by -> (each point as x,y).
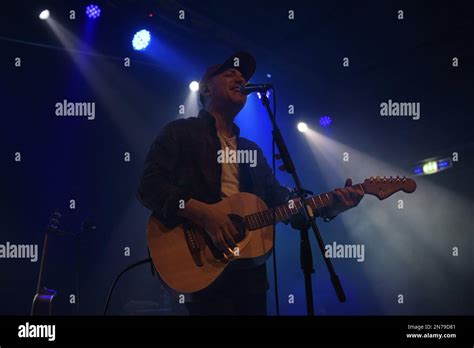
137,51 -> 364,315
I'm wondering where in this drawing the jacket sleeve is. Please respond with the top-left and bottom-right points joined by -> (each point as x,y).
137,121 -> 193,222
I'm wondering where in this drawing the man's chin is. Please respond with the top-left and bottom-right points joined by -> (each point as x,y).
215,96 -> 246,114
230,95 -> 247,108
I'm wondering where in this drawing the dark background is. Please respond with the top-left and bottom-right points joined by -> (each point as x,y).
0,0 -> 472,315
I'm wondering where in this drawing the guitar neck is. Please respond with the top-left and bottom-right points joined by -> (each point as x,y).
35,232 -> 50,293
243,184 -> 365,231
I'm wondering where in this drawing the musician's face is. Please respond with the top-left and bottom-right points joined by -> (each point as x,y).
206,68 -> 247,111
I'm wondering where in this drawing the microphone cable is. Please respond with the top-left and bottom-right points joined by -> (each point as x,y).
103,257 -> 152,315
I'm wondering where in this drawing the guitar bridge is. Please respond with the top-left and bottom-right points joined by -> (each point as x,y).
183,225 -> 203,267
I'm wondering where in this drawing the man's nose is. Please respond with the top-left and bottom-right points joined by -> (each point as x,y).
235,76 -> 245,85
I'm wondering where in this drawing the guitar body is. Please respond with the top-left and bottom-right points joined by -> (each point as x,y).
147,176 -> 416,293
147,192 -> 274,293
31,287 -> 57,316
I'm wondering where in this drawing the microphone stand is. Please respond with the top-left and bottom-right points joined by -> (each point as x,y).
260,92 -> 346,316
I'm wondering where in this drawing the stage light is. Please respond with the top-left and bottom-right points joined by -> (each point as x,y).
85,4 -> 101,19
437,159 -> 451,169
132,30 -> 151,51
319,115 -> 332,127
39,9 -> 50,20
422,161 -> 438,175
266,73 -> 272,78
297,122 -> 308,133
189,81 -> 199,92
413,157 -> 453,176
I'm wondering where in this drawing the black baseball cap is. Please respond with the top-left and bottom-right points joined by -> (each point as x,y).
199,51 -> 256,100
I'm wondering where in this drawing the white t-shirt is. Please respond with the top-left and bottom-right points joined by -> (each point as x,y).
217,132 -> 240,197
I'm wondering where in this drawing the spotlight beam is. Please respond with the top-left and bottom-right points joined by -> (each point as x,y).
45,18 -> 155,155
301,128 -> 471,312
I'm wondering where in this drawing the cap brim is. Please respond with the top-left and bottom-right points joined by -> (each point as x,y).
211,51 -> 256,82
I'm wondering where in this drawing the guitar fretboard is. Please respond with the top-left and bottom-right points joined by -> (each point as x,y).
243,184 -> 364,230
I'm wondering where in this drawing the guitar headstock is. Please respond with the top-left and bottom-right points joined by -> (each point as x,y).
362,176 -> 416,200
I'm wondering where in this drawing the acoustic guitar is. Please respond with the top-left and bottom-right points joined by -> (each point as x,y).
31,212 -> 62,315
147,176 -> 416,293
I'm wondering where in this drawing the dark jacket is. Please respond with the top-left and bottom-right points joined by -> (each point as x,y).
137,109 -> 291,297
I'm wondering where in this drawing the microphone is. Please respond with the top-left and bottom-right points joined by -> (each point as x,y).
239,83 -> 273,95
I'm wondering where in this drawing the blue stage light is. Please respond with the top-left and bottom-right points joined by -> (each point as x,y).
319,116 -> 332,127
437,159 -> 451,168
412,157 -> 452,176
132,30 -> 151,51
85,4 -> 101,19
